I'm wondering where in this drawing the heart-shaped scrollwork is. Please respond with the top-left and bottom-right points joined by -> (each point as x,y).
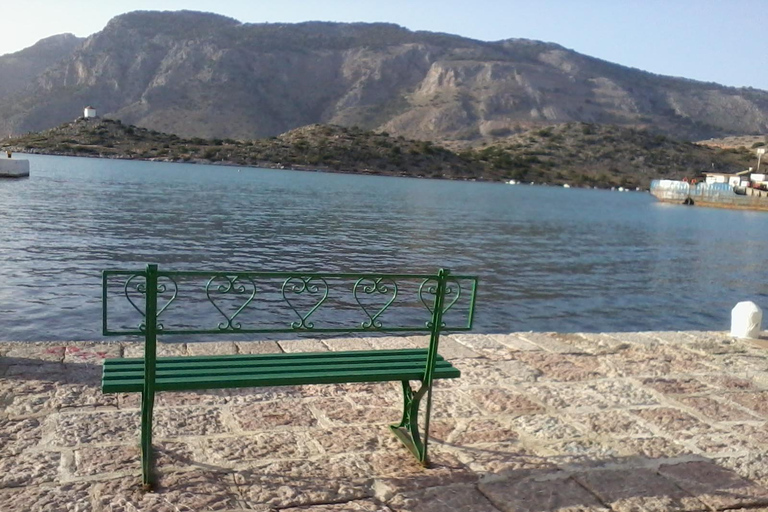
205,274 -> 257,331
353,277 -> 398,329
282,276 -> 329,329
418,278 -> 462,328
124,274 -> 178,332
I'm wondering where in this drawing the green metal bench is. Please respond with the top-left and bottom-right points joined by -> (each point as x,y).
101,264 -> 478,489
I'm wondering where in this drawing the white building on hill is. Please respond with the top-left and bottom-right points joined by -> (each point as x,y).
84,106 -> 97,119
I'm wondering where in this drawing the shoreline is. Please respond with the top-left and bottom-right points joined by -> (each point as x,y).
9,148 -> 494,184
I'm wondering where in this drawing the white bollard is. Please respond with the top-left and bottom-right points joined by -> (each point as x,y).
730,301 -> 763,339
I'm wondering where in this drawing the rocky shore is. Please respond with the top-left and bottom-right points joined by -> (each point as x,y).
3,330 -> 768,511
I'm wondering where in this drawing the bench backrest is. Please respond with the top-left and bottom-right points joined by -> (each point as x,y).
103,264 -> 478,383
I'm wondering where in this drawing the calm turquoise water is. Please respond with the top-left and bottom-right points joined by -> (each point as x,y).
1,153 -> 767,341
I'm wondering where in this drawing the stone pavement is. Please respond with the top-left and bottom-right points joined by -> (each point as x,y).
3,331 -> 768,511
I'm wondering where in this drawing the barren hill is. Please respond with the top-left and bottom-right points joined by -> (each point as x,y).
4,118 -> 754,189
1,11 -> 767,143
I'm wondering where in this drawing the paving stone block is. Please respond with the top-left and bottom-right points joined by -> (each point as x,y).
492,333 -> 542,352
311,426 -> 397,454
640,376 -> 712,395
699,374 -> 758,391
715,454 -> 768,488
62,343 -> 121,363
236,455 -> 373,509
283,500 -> 393,512
689,430 -> 758,456
4,343 -> 66,361
93,471 -> 244,511
451,442 -> 555,475
297,381 -> 399,399
569,410 -> 655,437
556,332 -> 627,355
314,401 -> 399,426
0,482 -> 93,512
366,449 -> 476,497
513,352 -> 604,382
454,359 -> 541,386
186,341 -> 238,356
428,389 -> 484,420
279,339 -> 329,353
232,400 -> 317,430
450,418 -> 520,445
321,337 -> 375,352
522,382 -> 607,410
366,336 -> 424,350
123,342 -> 186,358
466,388 -> 544,416
480,471 -> 610,512
659,460 -> 768,510
0,417 -> 44,455
631,407 -> 712,440
511,414 -> 584,443
5,394 -> 54,419
202,431 -> 319,463
585,379 -> 660,407
449,333 -> 512,352
679,395 -> 761,422
534,438 -> 621,468
435,338 -> 482,360
0,451 -> 61,488
574,468 -> 707,511
235,340 -> 283,354
225,385 -> 303,403
150,389 -> 230,407
610,436 -> 691,459
5,363 -> 69,382
728,391 -> 768,418
0,377 -> 57,398
154,406 -> 228,437
50,410 -> 140,447
73,441 -> 194,476
387,484 -> 500,512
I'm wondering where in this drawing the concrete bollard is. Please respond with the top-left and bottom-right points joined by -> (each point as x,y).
731,301 -> 763,339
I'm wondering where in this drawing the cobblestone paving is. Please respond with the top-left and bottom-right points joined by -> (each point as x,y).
3,332 -> 768,511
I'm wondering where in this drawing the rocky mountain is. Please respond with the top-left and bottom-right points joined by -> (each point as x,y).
1,10 -> 767,142
0,33 -> 83,103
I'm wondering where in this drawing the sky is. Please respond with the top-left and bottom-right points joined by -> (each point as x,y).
2,0 -> 767,91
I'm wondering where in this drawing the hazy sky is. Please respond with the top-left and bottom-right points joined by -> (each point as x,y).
3,0 -> 766,91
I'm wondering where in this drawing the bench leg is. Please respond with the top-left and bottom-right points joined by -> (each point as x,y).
140,390 -> 156,490
390,380 -> 431,467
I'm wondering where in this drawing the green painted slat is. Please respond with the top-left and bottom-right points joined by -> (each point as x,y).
104,360 -> 456,381
103,348 -> 431,365
103,352 -> 447,375
102,365 -> 460,393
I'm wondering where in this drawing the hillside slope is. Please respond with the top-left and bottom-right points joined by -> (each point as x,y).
0,11 -> 767,142
3,118 -> 753,189
0,34 -> 83,106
